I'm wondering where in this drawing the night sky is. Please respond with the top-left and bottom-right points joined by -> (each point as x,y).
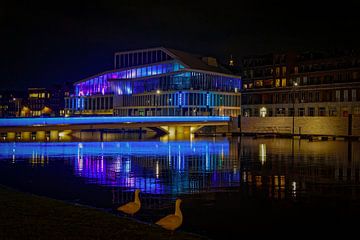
2,0 -> 360,91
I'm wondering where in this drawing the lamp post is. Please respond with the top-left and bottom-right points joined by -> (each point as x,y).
292,82 -> 298,136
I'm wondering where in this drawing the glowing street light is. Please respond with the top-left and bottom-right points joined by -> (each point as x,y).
292,82 -> 299,136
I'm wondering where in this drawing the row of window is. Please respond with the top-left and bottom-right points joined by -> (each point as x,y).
114,49 -> 172,69
242,89 -> 360,105
243,106 -> 360,117
114,107 -> 241,117
243,66 -> 287,79
75,62 -> 184,96
65,96 -> 113,111
243,70 -> 359,89
118,92 -> 241,108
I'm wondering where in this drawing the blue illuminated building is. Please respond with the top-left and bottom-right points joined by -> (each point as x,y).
65,47 -> 242,116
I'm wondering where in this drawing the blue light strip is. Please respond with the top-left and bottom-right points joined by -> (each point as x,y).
0,116 -> 230,127
0,141 -> 229,159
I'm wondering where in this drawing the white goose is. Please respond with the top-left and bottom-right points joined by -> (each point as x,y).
117,189 -> 141,216
155,199 -> 183,231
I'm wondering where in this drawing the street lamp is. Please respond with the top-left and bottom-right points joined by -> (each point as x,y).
292,82 -> 298,136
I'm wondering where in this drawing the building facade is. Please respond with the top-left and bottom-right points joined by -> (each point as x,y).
65,47 -> 241,117
24,85 -> 71,117
0,91 -> 25,117
241,50 -> 360,118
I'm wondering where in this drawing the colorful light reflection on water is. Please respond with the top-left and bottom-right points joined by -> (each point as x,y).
2,138 -> 360,239
0,140 -> 240,195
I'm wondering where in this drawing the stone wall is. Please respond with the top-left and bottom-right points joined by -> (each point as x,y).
235,116 -> 360,136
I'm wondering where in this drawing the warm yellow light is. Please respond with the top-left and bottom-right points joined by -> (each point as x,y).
156,89 -> 161,94
259,143 -> 266,164
260,107 -> 267,117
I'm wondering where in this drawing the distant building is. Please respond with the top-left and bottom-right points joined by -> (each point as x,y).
241,50 -> 360,117
0,91 -> 25,117
24,84 -> 71,117
65,47 -> 242,117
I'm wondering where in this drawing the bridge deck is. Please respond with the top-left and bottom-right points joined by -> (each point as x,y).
0,116 -> 230,132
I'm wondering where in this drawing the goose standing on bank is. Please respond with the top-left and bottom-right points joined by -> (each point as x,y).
155,199 -> 183,231
117,189 -> 141,216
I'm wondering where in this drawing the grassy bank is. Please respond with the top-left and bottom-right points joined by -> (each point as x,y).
0,185 -> 206,240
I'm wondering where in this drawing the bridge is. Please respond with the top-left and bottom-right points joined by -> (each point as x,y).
0,116 -> 230,141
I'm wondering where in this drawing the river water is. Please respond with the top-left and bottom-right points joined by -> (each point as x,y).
0,137 -> 359,238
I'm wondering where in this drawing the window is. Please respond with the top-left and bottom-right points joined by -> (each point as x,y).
255,80 -> 263,87
276,67 -> 280,76
276,108 -> 285,116
298,108 -> 305,116
344,90 -> 348,102
243,109 -> 252,117
275,79 -> 280,87
268,108 -> 273,116
353,107 -> 360,117
308,107 -> 315,116
329,108 -> 337,116
294,66 -> 298,74
303,76 -> 307,85
281,78 -> 287,87
352,89 -> 357,101
353,72 -> 358,80
336,90 -> 340,101
288,108 -> 294,116
282,66 -> 286,75
260,107 -> 267,117
319,107 -> 326,116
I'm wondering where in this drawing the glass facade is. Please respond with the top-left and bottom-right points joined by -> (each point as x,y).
75,61 -> 185,96
66,48 -> 242,117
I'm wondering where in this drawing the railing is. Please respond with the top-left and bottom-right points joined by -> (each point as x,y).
0,116 -> 230,127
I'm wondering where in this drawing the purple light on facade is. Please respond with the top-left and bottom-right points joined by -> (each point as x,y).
75,62 -> 185,96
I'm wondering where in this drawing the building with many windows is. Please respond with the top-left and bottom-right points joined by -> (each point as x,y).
24,84 -> 72,117
65,47 -> 242,117
0,91 -> 25,117
241,50 -> 360,117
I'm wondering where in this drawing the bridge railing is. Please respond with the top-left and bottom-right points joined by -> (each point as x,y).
0,116 -> 230,127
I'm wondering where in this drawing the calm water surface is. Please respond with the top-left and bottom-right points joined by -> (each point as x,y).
0,137 -> 360,238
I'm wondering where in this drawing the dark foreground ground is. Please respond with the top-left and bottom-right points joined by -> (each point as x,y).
0,185 -> 206,240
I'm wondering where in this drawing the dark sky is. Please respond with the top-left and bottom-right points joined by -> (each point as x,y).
1,0 -> 360,91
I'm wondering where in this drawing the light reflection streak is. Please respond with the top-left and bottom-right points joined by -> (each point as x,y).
0,140 -> 239,195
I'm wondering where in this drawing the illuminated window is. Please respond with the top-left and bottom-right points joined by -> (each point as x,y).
255,80 -> 263,87
29,93 -> 39,98
260,107 -> 267,117
275,79 -> 280,87
281,78 -> 286,87
282,66 -> 286,75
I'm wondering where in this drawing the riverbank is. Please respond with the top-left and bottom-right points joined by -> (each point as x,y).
0,185 -> 206,240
